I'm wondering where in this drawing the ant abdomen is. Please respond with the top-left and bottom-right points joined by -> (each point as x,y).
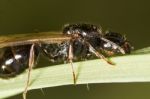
0,45 -> 39,78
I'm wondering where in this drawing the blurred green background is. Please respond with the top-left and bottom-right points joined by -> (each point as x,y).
0,0 -> 150,99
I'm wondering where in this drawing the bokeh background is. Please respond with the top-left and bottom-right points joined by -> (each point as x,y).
0,0 -> 150,99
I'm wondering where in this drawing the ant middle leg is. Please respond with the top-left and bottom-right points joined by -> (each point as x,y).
68,43 -> 76,84
87,42 -> 115,65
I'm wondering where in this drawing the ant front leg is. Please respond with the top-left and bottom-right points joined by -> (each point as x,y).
87,42 -> 115,65
68,43 -> 76,84
23,44 -> 35,99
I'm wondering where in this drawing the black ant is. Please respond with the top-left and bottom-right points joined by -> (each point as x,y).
0,23 -> 133,99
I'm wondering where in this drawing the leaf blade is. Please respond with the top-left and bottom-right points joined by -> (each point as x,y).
0,48 -> 150,98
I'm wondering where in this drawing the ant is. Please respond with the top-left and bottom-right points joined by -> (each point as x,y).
0,23 -> 133,99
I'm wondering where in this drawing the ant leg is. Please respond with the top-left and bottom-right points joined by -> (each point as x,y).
68,44 -> 76,84
23,44 -> 35,99
88,43 -> 115,65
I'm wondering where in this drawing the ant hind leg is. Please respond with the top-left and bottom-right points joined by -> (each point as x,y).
23,44 -> 35,99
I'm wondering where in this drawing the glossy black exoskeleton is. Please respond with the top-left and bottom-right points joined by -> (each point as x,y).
63,23 -> 102,50
0,45 -> 39,78
0,43 -> 69,78
63,23 -> 102,38
41,41 -> 90,62
63,23 -> 133,56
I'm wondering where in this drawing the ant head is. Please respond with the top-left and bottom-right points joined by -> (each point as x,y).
121,41 -> 134,54
102,40 -> 125,55
102,31 -> 133,54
